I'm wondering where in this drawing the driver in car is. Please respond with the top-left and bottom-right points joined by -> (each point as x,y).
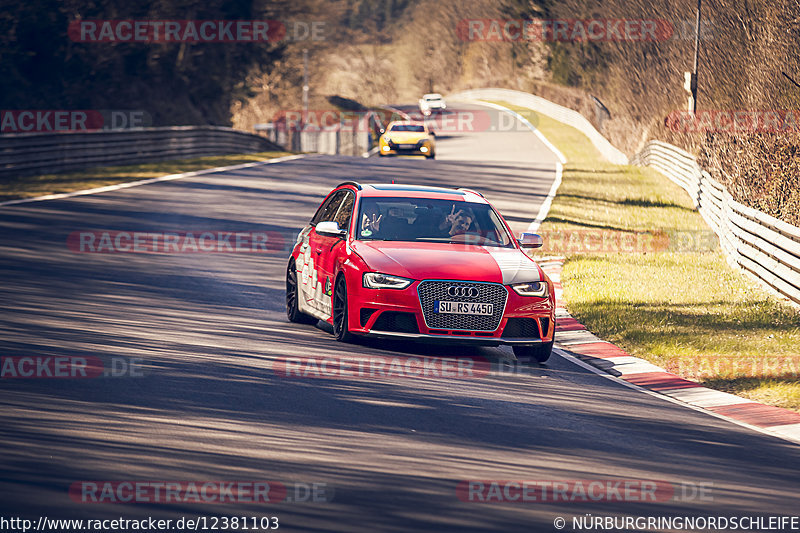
361,207 -> 410,239
361,211 -> 382,237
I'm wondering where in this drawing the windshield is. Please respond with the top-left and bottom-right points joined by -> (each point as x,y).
357,197 -> 514,247
389,124 -> 425,132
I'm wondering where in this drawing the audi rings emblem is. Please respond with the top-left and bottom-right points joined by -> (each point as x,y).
447,286 -> 479,298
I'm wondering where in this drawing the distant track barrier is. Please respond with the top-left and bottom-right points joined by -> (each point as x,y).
255,113 -> 377,157
0,126 -> 281,178
632,140 -> 800,305
449,87 -> 628,164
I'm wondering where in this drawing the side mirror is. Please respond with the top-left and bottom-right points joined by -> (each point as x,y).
517,232 -> 543,248
429,130 -> 436,137
315,221 -> 347,238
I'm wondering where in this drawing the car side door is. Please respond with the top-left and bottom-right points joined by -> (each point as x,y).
313,190 -> 355,319
299,190 -> 347,314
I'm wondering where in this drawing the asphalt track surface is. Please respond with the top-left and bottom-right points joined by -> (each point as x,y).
1,103 -> 799,532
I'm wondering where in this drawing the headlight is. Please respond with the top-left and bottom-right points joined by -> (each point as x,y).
511,280 -> 548,297
363,272 -> 413,289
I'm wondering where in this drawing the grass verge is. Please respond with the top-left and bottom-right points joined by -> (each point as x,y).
0,151 -> 294,203
491,100 -> 800,412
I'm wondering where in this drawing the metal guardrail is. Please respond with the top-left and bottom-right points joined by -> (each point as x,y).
256,112 -> 377,157
632,140 -> 800,305
257,125 -> 372,156
449,88 -> 629,165
0,126 -> 281,178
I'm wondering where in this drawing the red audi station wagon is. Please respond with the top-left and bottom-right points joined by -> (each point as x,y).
285,182 -> 556,362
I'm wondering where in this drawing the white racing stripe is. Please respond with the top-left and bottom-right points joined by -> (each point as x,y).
484,247 -> 541,284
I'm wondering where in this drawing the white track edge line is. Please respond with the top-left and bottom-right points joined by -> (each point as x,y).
362,146 -> 380,159
555,347 -> 800,445
458,99 -> 567,164
528,162 -> 562,233
0,154 -> 307,208
461,99 -> 566,233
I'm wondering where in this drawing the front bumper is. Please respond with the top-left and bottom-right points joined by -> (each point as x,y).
349,278 -> 554,345
360,330 -> 545,346
379,139 -> 433,156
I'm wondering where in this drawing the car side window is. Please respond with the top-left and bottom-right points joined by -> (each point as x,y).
311,190 -> 346,226
333,191 -> 355,232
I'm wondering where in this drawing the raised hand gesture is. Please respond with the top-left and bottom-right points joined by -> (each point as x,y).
361,212 -> 382,232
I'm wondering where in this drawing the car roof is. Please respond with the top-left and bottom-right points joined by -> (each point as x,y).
352,183 -> 488,202
423,93 -> 443,98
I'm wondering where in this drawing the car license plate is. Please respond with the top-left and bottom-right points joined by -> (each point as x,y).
399,144 -> 415,149
434,301 -> 493,315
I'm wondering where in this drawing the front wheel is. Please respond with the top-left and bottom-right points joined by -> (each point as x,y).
286,261 -> 317,324
332,276 -> 353,342
513,341 -> 553,363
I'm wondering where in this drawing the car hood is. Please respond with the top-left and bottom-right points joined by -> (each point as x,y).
383,132 -> 429,143
351,241 -> 541,284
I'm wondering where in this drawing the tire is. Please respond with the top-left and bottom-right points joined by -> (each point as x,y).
513,341 -> 553,363
286,261 -> 317,324
332,276 -> 353,342
426,153 -> 435,159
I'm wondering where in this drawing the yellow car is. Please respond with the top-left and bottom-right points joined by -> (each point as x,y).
378,121 -> 436,159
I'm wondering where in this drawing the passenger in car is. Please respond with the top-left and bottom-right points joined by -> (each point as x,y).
439,205 -> 476,237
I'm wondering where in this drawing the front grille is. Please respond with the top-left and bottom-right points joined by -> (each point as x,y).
389,141 -> 421,149
417,280 -> 507,331
372,311 -> 420,333
502,317 -> 540,338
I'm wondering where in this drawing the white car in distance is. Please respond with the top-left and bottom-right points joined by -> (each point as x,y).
418,93 -> 446,116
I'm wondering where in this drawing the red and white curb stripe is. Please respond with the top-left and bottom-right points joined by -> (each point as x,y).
540,258 -> 800,445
